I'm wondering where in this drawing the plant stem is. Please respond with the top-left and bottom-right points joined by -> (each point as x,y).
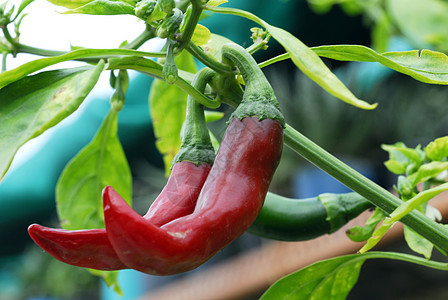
174,67 -> 216,166
221,43 -> 277,106
123,25 -> 155,50
205,4 -> 262,25
186,42 -> 233,74
5,26 -> 156,59
177,0 -> 202,52
363,251 -> 448,270
1,26 -> 16,50
246,33 -> 271,55
259,53 -> 289,68
16,44 -> 66,57
175,74 -> 220,108
0,48 -> 168,88
1,52 -> 7,72
283,124 -> 448,253
106,56 -> 220,109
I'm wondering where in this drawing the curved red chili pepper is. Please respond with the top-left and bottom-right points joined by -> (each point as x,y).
103,117 -> 283,275
28,67 -> 217,271
28,161 -> 211,270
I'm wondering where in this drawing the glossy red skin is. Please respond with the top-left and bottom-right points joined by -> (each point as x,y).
27,225 -> 128,270
104,117 -> 283,275
28,162 -> 211,271
144,162 -> 212,225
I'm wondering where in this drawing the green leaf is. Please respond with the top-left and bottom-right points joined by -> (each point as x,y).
89,269 -> 122,296
346,208 -> 385,242
313,45 -> 448,85
265,26 -> 375,110
360,183 -> 448,253
149,51 -> 196,176
204,110 -> 224,123
191,24 -> 211,47
205,6 -> 376,110
381,143 -> 425,178
371,12 -> 392,53
0,2 -> 8,11
408,161 -> 448,186
63,0 -> 135,15
260,252 -> 448,300
261,256 -> 362,300
0,63 -> 104,181
0,48 -> 161,89
381,143 -> 415,175
146,2 -> 166,23
208,130 -> 219,154
387,0 -> 448,52
425,136 -> 448,161
47,0 -> 95,9
307,0 -> 336,14
384,160 -> 407,175
404,225 -> 433,259
385,144 -> 422,163
17,0 -> 35,15
56,109 -> 132,230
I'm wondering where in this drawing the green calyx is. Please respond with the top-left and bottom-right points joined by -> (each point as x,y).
172,143 -> 215,166
230,94 -> 284,125
162,41 -> 178,84
320,192 -> 373,233
172,68 -> 216,166
221,43 -> 285,127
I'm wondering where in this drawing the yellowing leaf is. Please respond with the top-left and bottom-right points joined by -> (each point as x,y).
191,24 -> 212,46
207,0 -> 228,7
201,33 -> 233,61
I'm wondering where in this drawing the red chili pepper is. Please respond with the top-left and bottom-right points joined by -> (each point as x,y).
103,117 -> 283,275
27,162 -> 212,270
102,44 -> 285,275
28,69 -> 216,271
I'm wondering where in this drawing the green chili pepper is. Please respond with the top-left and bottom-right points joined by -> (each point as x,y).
248,192 -> 373,241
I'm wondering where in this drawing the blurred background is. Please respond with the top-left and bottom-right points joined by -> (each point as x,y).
2,0 -> 448,299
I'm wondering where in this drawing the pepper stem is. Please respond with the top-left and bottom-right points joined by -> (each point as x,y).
221,43 -> 284,125
172,68 -> 216,166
